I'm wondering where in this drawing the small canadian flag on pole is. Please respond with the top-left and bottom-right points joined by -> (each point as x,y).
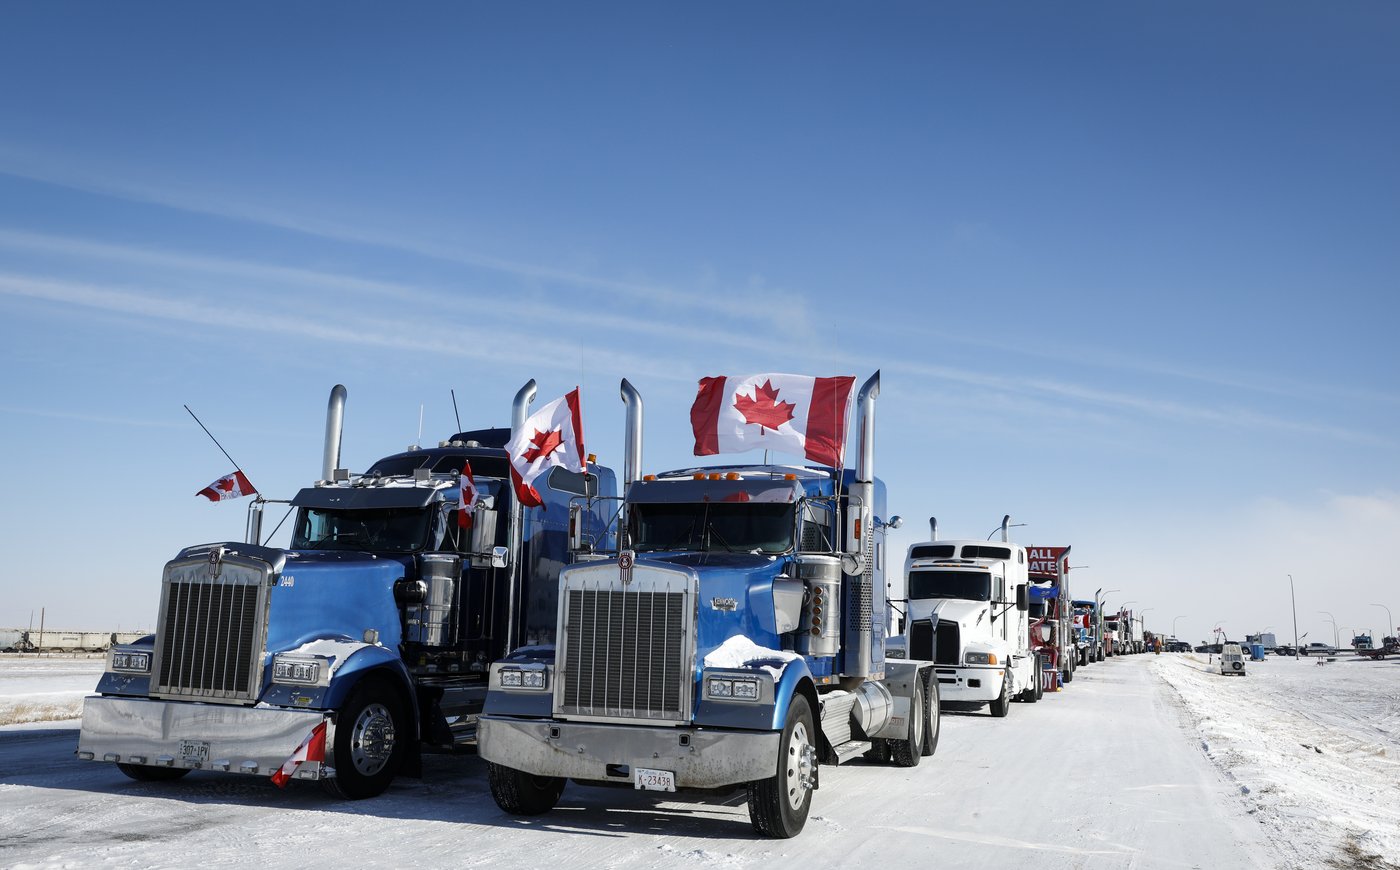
271,720 -> 327,788
196,470 -> 257,501
690,374 -> 856,467
506,388 -> 585,508
458,461 -> 479,529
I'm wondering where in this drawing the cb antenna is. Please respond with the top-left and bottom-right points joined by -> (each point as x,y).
451,389 -> 463,434
184,405 -> 245,472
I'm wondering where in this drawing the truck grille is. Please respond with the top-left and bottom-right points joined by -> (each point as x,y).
556,567 -> 693,723
151,552 -> 270,703
935,619 -> 961,666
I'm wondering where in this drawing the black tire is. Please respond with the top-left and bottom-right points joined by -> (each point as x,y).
988,674 -> 1011,718
1078,648 -> 1088,667
1062,653 -> 1074,684
1096,648 -> 1104,663
920,675 -> 940,757
863,739 -> 892,763
748,694 -> 816,838
321,678 -> 407,800
117,763 -> 191,782
487,762 -> 565,815
890,678 -> 926,767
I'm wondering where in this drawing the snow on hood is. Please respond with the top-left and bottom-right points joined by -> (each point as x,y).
703,635 -> 800,680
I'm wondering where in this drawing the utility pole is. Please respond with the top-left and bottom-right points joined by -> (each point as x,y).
1288,574 -> 1299,660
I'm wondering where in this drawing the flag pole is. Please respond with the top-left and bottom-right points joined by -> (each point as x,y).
184,405 -> 245,473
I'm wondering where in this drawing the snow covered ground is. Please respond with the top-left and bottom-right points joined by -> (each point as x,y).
1154,652 -> 1400,870
0,652 -> 1394,869
0,655 -> 104,726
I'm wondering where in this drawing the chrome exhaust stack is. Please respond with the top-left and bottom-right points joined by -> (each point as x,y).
321,384 -> 347,483
846,371 -> 881,681
928,517 -> 938,541
504,379 -> 536,655
999,514 -> 1011,543
620,378 -> 643,491
855,371 -> 880,485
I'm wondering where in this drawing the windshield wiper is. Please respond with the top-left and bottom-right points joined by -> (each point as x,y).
704,522 -> 738,553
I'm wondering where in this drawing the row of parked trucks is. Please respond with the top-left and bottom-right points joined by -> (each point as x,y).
73,376 -> 1139,838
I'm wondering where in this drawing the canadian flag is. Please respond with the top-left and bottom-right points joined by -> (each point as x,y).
458,461 -> 478,529
691,374 -> 856,467
196,470 -> 257,501
270,720 -> 327,788
506,389 -> 585,508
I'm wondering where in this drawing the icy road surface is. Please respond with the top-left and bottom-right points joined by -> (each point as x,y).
1,652 -> 1390,869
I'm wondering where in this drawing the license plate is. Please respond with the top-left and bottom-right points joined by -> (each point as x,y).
633,767 -> 675,792
179,740 -> 209,763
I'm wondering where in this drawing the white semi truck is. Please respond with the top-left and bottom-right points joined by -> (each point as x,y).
890,516 -> 1038,717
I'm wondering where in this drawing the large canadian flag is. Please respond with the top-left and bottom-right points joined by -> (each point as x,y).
196,470 -> 257,501
691,374 -> 856,467
506,389 -> 585,508
270,720 -> 327,788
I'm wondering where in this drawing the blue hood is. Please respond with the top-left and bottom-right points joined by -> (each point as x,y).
642,551 -> 793,661
267,551 -> 407,652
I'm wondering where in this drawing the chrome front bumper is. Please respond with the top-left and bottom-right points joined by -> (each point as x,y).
477,715 -> 779,789
76,695 -> 331,779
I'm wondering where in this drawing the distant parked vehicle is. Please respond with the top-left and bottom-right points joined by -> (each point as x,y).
1301,642 -> 1336,656
1273,645 -> 1296,656
1219,644 -> 1247,676
1166,640 -> 1190,653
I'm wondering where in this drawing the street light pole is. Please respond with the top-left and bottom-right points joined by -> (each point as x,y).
1319,610 -> 1338,650
1288,574 -> 1299,660
1172,614 -> 1186,639
1371,603 -> 1395,639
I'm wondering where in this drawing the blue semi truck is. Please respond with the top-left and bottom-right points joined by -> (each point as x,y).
477,373 -> 940,838
76,382 -> 617,798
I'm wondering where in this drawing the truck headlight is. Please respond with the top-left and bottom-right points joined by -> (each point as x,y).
109,650 -> 151,673
497,666 -> 548,691
706,676 -> 761,701
964,651 -> 998,666
272,656 -> 325,686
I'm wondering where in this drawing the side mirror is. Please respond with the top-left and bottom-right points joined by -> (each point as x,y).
490,546 -> 509,569
1016,584 -> 1029,612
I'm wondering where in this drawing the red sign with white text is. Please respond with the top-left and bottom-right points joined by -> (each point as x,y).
1026,546 -> 1070,577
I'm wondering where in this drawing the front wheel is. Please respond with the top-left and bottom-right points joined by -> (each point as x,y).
988,674 -> 1011,718
748,694 -> 816,838
321,679 -> 407,800
117,763 -> 191,782
890,678 -> 926,767
487,762 -> 565,815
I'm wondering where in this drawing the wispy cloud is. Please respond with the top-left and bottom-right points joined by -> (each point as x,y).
0,150 -> 810,325
0,272 -> 697,382
0,227 -> 797,358
878,318 -> 1400,407
0,405 -> 186,429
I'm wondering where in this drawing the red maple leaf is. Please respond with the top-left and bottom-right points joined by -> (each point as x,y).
521,427 -> 565,462
734,379 -> 796,433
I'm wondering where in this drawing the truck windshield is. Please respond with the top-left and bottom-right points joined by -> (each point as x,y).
632,502 -> 794,554
291,507 -> 433,553
907,570 -> 991,602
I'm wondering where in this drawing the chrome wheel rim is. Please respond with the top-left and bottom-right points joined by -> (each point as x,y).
349,702 -> 396,776
785,720 -> 814,811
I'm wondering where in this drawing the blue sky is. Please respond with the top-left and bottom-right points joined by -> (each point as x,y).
1,2 -> 1397,646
